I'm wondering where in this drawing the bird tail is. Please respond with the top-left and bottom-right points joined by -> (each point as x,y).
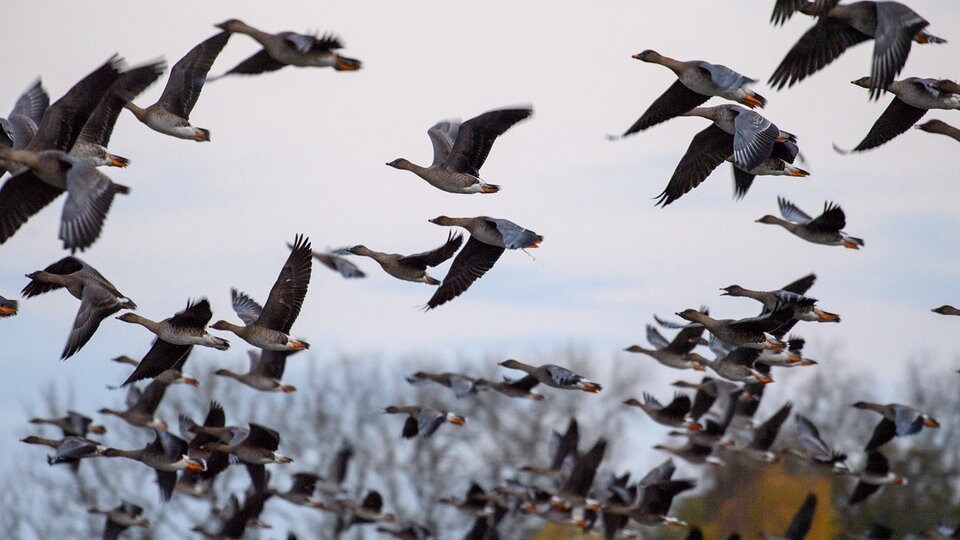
113,183 -> 131,195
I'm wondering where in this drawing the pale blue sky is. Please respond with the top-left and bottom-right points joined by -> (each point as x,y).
3,0 -> 960,516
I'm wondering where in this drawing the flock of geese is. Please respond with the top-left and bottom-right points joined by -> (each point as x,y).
4,1 -> 960,539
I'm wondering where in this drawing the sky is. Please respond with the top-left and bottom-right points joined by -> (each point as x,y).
3,0 -> 960,504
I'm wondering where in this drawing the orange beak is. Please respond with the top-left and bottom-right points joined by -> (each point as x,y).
90,425 -> 107,435
741,93 -> 764,109
923,417 -> 941,428
448,415 -> 466,426
185,460 -> 206,472
108,155 -> 130,168
691,362 -> 706,371
183,377 -> 200,387
281,385 -> 297,393
753,372 -> 775,385
842,240 -> 861,250
0,306 -> 16,316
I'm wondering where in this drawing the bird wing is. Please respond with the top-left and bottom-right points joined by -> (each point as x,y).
220,50 -> 287,78
781,274 -> 816,295
805,201 -> 846,233
256,234 -> 312,332
661,394 -> 693,418
62,283 -> 122,359
246,423 -> 281,451
169,298 -> 213,330
29,56 -> 123,152
732,110 -> 779,172
768,16 -> 871,90
443,107 -> 533,176
794,415 -> 833,460
60,157 -> 120,253
892,406 -> 924,436
426,237 -> 504,309
260,350 -> 290,380
486,217 -> 541,249
869,2 -> 928,99
0,171 -> 64,245
11,79 -> 49,125
865,418 -> 897,451
778,196 -> 813,224
136,379 -> 170,414
122,339 -> 192,385
656,124 -> 733,207
783,493 -> 817,540
427,119 -> 461,167
79,61 -> 165,147
230,288 -> 263,325
330,255 -> 365,278
667,323 -> 707,355
622,79 -> 710,136
847,97 -> 927,152
398,231 -> 464,268
158,32 -> 230,118
401,416 -> 419,439
645,324 -> 671,350
417,408 -> 447,438
749,402 -> 793,451
731,165 -> 756,201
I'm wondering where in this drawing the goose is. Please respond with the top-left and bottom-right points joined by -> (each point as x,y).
70,61 -> 166,167
623,393 -> 700,429
480,375 -> 546,401
687,349 -> 774,384
932,305 -> 960,316
625,321 -> 707,370
102,429 -> 205,502
618,50 -> 764,136
22,256 -> 136,359
315,444 -> 354,497
852,401 -> 940,450
656,105 -> 798,206
383,405 -> 466,438
21,435 -> 105,470
117,298 -> 228,384
274,473 -> 327,508
200,423 -> 293,494
916,119 -> 960,142
405,371 -> 485,398
334,491 -> 398,532
769,1 -> 945,99
192,490 -> 273,539
676,308 -> 787,350
757,197 -> 864,249
520,418 -> 579,479
28,411 -> 106,438
848,451 -> 906,506
387,106 -> 533,194
0,79 -> 48,176
347,232 -> 462,285
88,501 -> 150,539
653,440 -> 724,466
213,235 -> 312,350
498,359 -> 602,393
786,414 -> 849,472
98,379 -> 170,431
720,284 -> 840,322
837,77 -> 959,153
0,57 -> 128,248
296,243 -> 365,278
214,19 -> 361,76
124,32 -> 230,141
425,216 -> 542,308
215,349 -> 298,392
439,483 -> 496,516
0,295 -> 16,317
599,477 -> 695,528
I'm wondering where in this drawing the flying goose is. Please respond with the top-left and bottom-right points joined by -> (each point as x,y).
215,349 -> 298,392
0,79 -> 48,176
837,77 -> 959,153
102,429 -> 205,502
625,320 -> 707,370
296,243 -> 365,278
383,405 -> 466,438
618,50 -> 764,136
852,401 -> 940,450
769,1 -> 945,99
88,501 -> 150,539
200,423 -> 293,494
124,32 -> 230,141
387,106 -> 533,194
215,19 -> 361,76
118,298 -> 229,384
213,235 -> 312,350
21,435 -> 105,470
848,451 -> 906,505
22,256 -> 136,358
498,360 -> 602,393
98,379 -> 170,431
28,411 -> 106,438
347,232 -> 462,285
656,105 -> 798,206
425,216 -> 542,308
757,197 -> 864,249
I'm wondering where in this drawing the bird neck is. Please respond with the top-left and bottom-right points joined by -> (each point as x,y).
0,147 -> 41,169
124,102 -> 150,122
